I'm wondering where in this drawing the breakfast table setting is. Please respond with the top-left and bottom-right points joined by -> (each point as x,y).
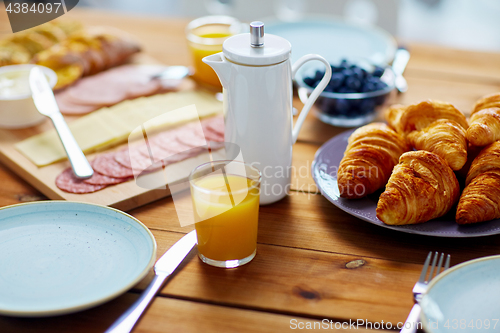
1,5 -> 500,333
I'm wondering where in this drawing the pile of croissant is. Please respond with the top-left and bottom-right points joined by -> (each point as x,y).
337,93 -> 500,225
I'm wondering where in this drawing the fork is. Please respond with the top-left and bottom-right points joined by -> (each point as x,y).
400,251 -> 451,333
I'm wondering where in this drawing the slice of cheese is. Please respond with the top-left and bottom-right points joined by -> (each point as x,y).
16,91 -> 222,166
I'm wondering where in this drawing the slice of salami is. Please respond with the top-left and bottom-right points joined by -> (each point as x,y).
84,172 -> 128,185
93,153 -> 134,178
204,116 -> 225,135
56,167 -> 106,194
114,148 -> 133,169
202,123 -> 224,142
138,141 -> 171,162
84,161 -> 129,185
176,129 -> 207,148
115,147 -> 158,173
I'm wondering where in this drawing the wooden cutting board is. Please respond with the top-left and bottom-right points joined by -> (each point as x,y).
0,55 -> 222,211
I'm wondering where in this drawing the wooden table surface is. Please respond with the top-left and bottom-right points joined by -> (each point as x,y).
2,8 -> 500,333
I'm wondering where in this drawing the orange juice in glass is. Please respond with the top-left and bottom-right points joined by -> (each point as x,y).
186,16 -> 241,89
189,160 -> 261,268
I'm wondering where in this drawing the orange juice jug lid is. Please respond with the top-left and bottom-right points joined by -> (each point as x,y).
222,21 -> 291,66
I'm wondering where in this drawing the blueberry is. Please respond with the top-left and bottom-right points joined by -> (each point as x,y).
375,81 -> 388,91
303,77 -> 317,88
372,66 -> 384,77
366,75 -> 380,85
324,85 -> 334,92
345,76 -> 362,91
321,97 -> 336,115
331,65 -> 342,73
361,81 -> 377,92
337,87 -> 357,93
329,73 -> 344,90
351,67 -> 365,80
341,68 -> 354,78
359,98 -> 376,113
339,59 -> 350,70
314,70 -> 325,81
335,99 -> 350,115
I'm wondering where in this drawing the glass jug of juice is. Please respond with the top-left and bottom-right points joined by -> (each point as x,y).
186,16 -> 241,89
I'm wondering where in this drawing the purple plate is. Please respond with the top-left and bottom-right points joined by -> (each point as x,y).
312,129 -> 500,237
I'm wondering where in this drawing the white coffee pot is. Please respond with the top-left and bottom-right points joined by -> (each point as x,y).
203,21 -> 331,204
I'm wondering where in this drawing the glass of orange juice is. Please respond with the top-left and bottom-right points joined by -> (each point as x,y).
186,16 -> 241,89
189,160 -> 261,268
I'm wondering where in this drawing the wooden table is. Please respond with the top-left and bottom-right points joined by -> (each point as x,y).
2,8 -> 500,333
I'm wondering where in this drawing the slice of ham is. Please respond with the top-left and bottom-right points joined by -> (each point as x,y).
66,77 -> 129,106
56,167 -> 106,193
55,89 -> 100,115
54,64 -> 175,115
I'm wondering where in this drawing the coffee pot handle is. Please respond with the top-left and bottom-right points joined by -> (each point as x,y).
291,54 -> 331,144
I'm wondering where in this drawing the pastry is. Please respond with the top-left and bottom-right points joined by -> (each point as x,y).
32,31 -> 140,89
407,119 -> 467,170
337,123 -> 409,199
456,170 -> 500,224
385,100 -> 468,137
472,93 -> 500,115
465,141 -> 500,186
376,150 -> 460,225
466,107 -> 500,146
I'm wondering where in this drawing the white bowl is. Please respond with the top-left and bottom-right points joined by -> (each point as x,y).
0,65 -> 58,129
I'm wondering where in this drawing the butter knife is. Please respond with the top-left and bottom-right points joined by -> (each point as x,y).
105,230 -> 197,333
29,67 -> 93,179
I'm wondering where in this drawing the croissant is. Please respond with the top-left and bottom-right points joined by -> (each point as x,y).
376,151 -> 460,225
337,123 -> 409,199
466,107 -> 500,147
455,142 -> 483,181
472,93 -> 500,115
407,119 -> 467,170
385,100 -> 468,137
465,141 -> 500,185
456,170 -> 500,224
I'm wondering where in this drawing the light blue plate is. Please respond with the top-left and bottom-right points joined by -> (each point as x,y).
266,17 -> 397,65
421,255 -> 500,332
0,201 -> 156,317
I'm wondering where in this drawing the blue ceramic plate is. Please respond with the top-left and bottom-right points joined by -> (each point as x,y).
266,17 -> 397,65
312,129 -> 500,237
421,255 -> 500,332
0,201 -> 156,317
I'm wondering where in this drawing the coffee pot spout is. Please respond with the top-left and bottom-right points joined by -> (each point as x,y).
202,52 -> 230,89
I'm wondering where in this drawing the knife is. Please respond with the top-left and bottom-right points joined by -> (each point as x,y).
105,230 -> 197,333
29,67 -> 93,179
392,48 -> 410,93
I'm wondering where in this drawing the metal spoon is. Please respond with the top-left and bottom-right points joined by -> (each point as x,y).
392,48 -> 410,93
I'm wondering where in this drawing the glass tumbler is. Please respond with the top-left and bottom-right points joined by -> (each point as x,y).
185,15 -> 241,89
189,160 -> 261,268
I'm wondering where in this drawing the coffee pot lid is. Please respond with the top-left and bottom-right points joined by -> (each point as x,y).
222,21 -> 291,66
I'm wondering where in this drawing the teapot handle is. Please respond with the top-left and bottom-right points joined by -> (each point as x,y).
291,54 -> 331,144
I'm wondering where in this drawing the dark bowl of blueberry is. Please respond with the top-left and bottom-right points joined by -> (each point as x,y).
296,59 -> 395,127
